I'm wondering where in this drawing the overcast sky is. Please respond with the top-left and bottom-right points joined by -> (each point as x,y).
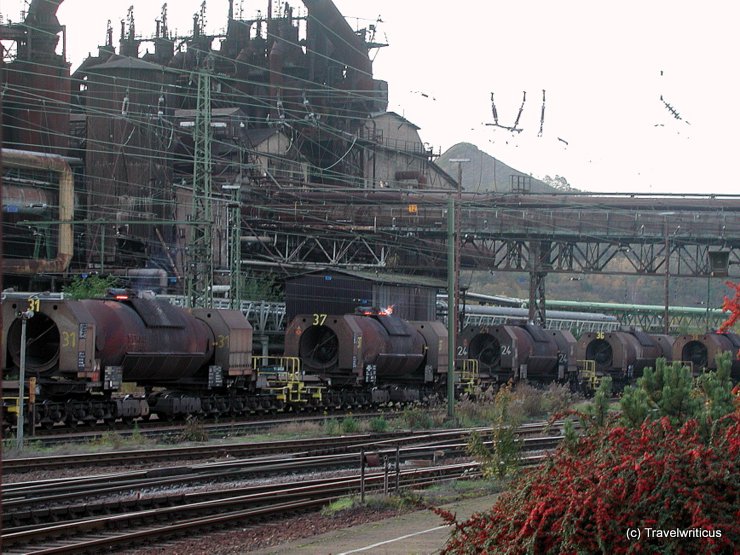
3,0 -> 739,195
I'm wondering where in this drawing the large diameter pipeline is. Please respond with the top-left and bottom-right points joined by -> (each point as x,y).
1,148 -> 74,274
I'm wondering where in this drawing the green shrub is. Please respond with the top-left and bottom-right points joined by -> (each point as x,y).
324,418 -> 341,435
467,424 -> 521,480
620,353 -> 736,438
179,416 -> 209,442
62,274 -> 119,299
369,416 -> 389,433
340,416 -> 359,434
585,375 -> 612,428
463,382 -> 523,479
402,406 -> 434,429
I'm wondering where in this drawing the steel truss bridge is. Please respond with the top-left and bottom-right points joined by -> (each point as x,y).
242,190 -> 740,327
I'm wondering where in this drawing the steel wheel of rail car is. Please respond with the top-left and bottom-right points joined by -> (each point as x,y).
6,311 -> 61,374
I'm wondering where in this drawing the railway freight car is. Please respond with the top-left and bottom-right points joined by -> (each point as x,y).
2,291 -> 253,426
575,327 -> 674,389
284,308 -> 448,404
460,322 -> 577,385
672,332 -> 740,380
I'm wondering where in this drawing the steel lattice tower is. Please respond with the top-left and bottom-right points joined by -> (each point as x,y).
187,70 -> 214,308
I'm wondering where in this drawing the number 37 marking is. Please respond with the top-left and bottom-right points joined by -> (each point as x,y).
312,313 -> 327,326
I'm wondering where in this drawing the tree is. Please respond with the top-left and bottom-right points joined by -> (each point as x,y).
621,359 -> 699,427
62,275 -> 119,299
541,174 -> 573,192
466,383 -> 522,478
585,376 -> 612,427
240,271 -> 282,301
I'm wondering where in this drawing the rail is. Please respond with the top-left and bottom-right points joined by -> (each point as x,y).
2,429 -> 561,552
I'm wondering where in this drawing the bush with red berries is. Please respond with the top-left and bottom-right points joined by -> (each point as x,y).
718,280 -> 739,333
438,413 -> 739,554
440,357 -> 739,554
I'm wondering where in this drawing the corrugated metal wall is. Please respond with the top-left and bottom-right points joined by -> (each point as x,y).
286,271 -> 437,321
286,273 -> 373,321
374,284 -> 436,321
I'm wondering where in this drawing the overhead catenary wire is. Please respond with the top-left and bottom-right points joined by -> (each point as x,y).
2,3 -> 736,289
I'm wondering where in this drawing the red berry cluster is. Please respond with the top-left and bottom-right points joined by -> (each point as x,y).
438,414 -> 740,554
718,281 -> 740,334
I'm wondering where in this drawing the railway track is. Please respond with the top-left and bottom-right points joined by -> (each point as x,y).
2,464 -> 472,554
7,409 -> 398,447
3,421 -> 563,473
3,434 -> 560,517
2,437 -> 558,554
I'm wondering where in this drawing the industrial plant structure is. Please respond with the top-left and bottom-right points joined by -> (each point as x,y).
1,0 -> 739,327
0,0 -> 455,303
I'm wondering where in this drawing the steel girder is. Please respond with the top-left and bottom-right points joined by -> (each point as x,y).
239,227 -> 740,280
454,237 -> 739,278
242,194 -> 740,279
243,230 -> 389,269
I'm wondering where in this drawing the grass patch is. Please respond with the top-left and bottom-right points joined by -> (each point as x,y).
415,478 -> 505,505
321,496 -> 357,516
340,416 -> 359,433
178,416 -> 209,443
400,406 -> 446,429
276,420 -> 324,436
323,415 -> 363,435
321,493 -> 420,517
6,430 -> 156,458
89,431 -> 129,450
321,482 -> 503,522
